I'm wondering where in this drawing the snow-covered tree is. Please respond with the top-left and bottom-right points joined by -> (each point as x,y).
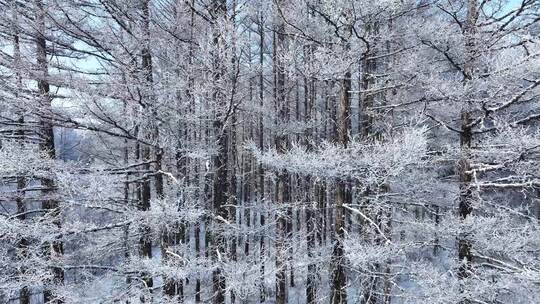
0,0 -> 538,303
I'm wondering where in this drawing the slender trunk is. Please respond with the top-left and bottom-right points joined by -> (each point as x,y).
458,0 -> 477,293
187,1 -> 198,300
304,39 -> 318,302
209,1 -> 228,303
243,37 -> 253,258
229,104 -> 238,304
13,6 -> 30,303
35,1 -> 64,302
357,20 -> 388,304
122,87 -> 132,302
229,3 -> 238,301
306,178 -> 317,304
138,0 -> 154,299
273,3 -> 289,302
359,22 -> 377,138
330,71 -> 351,304
306,206 -> 317,304
242,118 -> 251,258
257,11 -> 267,303
212,126 -> 228,304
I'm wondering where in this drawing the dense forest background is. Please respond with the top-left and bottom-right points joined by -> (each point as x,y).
0,0 -> 539,303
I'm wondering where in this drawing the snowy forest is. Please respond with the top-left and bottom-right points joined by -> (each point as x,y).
0,0 -> 539,303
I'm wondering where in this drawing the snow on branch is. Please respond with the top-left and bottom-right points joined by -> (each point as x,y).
249,126 -> 428,182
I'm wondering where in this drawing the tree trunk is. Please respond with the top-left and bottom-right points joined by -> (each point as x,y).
457,0 -> 477,293
257,10 -> 267,303
35,1 -> 64,302
331,71 -> 351,304
273,2 -> 289,303
209,1 -> 229,303
139,0 -> 154,300
304,39 -> 318,302
12,6 -> 30,303
359,22 -> 377,138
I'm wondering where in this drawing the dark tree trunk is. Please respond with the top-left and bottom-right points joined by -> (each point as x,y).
138,1 -> 154,300
330,71 -> 351,304
209,1 -> 229,303
304,40 -> 318,302
273,2 -> 289,303
359,21 -> 378,138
